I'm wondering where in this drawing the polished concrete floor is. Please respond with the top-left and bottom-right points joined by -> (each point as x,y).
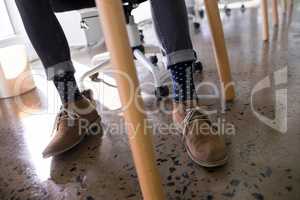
0,2 -> 299,200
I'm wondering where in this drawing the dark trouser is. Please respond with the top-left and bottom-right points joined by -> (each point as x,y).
15,0 -> 196,80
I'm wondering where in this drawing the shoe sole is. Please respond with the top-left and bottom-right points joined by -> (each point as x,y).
185,143 -> 229,168
43,117 -> 102,158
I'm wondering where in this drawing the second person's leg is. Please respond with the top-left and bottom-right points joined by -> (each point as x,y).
15,0 -> 82,103
150,0 -> 197,103
15,0 -> 101,158
150,0 -> 228,168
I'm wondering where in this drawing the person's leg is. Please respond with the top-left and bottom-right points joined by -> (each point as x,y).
150,0 -> 197,103
15,0 -> 101,158
150,0 -> 228,167
150,0 -> 196,67
15,0 -> 81,104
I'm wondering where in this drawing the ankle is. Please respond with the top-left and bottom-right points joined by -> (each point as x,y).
53,71 -> 83,104
172,99 -> 200,123
169,61 -> 196,102
172,102 -> 186,124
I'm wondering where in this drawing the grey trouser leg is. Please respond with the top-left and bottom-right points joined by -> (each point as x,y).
150,0 -> 197,67
15,0 -> 76,80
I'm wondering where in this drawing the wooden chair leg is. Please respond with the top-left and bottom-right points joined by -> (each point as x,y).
95,1 -> 165,199
287,0 -> 294,26
261,0 -> 269,41
272,0 -> 279,26
203,0 -> 235,101
283,0 -> 287,13
287,0 -> 293,15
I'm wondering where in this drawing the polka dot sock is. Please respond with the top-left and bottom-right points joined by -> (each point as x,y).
169,61 -> 196,102
53,71 -> 83,104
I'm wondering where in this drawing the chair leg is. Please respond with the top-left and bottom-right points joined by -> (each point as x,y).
261,0 -> 269,41
95,0 -> 165,199
287,0 -> 293,16
203,0 -> 235,102
272,0 -> 279,26
283,0 -> 287,13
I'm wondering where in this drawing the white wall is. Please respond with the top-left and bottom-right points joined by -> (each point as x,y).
55,11 -> 87,47
0,1 -> 15,39
3,0 -> 38,60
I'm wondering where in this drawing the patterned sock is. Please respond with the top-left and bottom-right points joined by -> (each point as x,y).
169,61 -> 196,102
53,71 -> 82,104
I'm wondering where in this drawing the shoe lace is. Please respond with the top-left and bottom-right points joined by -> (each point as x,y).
182,108 -> 212,141
51,106 -> 80,135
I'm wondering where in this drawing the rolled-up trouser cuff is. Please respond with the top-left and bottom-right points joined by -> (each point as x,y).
166,49 -> 197,67
46,61 -> 75,80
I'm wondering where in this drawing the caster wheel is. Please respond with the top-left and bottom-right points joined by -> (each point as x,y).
225,8 -> 231,16
194,62 -> 203,73
82,89 -> 94,100
155,86 -> 169,100
241,5 -> 246,13
193,22 -> 200,29
139,30 -> 145,43
90,73 -> 99,81
199,9 -> 205,18
149,55 -> 158,65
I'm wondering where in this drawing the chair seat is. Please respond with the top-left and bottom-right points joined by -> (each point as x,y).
51,0 -> 147,13
51,0 -> 95,12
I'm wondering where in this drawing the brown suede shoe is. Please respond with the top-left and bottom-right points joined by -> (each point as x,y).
173,101 -> 228,168
42,93 -> 102,158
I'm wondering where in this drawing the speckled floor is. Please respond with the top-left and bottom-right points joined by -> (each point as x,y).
0,2 -> 299,200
